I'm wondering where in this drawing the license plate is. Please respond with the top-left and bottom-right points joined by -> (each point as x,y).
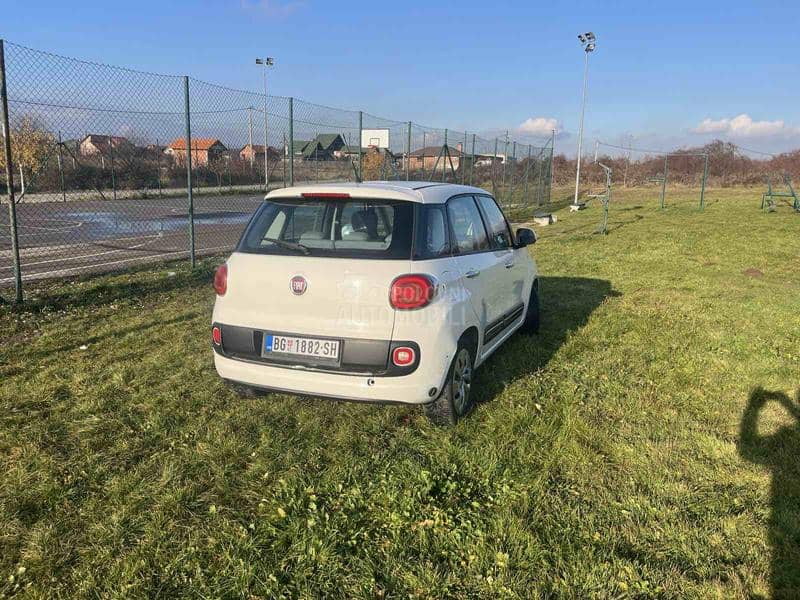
263,334 -> 340,361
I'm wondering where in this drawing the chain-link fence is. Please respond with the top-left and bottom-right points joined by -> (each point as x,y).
0,40 -> 553,301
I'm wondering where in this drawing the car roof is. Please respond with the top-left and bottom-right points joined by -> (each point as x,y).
264,181 -> 491,204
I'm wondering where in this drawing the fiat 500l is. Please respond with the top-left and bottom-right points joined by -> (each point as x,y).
211,181 -> 539,424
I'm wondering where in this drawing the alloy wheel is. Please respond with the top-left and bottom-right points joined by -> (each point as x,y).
452,347 -> 472,415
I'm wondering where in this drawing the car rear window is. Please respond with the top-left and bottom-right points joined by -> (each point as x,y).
238,198 -> 414,259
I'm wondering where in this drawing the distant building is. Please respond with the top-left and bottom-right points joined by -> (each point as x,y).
408,144 -> 463,171
288,134 -> 348,161
474,153 -> 505,166
338,146 -> 370,163
240,144 -> 281,163
79,134 -> 133,156
288,140 -> 311,158
313,134 -> 347,160
165,138 -> 227,166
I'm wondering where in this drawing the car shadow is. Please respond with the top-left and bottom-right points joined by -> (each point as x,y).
739,387 -> 800,597
473,275 -> 617,402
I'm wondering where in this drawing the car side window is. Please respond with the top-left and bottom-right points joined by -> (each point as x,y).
446,195 -> 490,254
416,205 -> 450,259
476,195 -> 513,250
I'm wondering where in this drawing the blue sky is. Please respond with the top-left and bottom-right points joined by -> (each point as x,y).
2,0 -> 799,155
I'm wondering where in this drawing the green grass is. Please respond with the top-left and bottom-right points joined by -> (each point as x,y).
1,186 -> 799,598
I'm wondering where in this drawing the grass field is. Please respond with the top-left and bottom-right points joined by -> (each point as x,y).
1,186 -> 798,598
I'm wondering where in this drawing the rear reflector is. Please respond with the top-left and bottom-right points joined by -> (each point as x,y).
212,326 -> 222,346
213,264 -> 228,296
301,192 -> 351,198
392,346 -> 416,367
390,274 -> 435,310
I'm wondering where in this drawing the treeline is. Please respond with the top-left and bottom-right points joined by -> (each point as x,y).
552,141 -> 800,187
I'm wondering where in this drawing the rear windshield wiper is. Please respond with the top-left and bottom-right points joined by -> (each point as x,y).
262,237 -> 311,255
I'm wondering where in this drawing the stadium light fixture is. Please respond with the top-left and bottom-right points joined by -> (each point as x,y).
255,57 -> 275,191
572,32 -> 597,209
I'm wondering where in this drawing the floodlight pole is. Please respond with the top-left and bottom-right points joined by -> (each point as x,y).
572,35 -> 595,208
256,58 -> 274,192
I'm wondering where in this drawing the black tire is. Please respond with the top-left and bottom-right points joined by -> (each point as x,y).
519,280 -> 540,335
424,340 -> 475,426
226,380 -> 267,399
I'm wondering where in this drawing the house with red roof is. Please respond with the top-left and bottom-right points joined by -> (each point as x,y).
165,138 -> 227,166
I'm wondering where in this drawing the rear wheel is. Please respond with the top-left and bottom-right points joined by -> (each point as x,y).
519,281 -> 540,335
424,342 -> 474,426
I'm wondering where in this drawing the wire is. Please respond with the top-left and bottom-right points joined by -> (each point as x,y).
596,140 -> 708,157
731,144 -> 776,158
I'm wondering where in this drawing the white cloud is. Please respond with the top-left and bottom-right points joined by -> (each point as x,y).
517,117 -> 561,137
691,113 -> 794,138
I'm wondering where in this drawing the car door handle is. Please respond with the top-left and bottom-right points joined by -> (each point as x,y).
465,269 -> 480,279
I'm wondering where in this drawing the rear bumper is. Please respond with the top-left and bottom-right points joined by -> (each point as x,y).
214,352 -> 441,404
213,322 -> 420,376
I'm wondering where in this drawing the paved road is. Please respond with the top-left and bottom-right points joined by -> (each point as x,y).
0,194 -> 264,285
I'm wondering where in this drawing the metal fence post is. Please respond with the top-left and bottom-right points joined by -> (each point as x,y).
405,121 -> 411,181
442,128 -> 448,182
461,130 -> 467,185
357,110 -> 363,182
501,133 -> 509,198
493,137 -> 498,197
421,132 -> 426,180
109,132 -> 117,201
0,40 -> 22,303
661,154 -> 668,209
548,131 -> 555,204
470,133 -> 475,186
536,148 -> 544,206
510,141 -> 517,200
183,76 -> 195,268
700,153 -> 709,211
524,144 -> 531,208
268,98 -> 269,194
57,130 -> 66,202
156,137 -> 162,197
247,107 -> 254,172
288,97 -> 294,186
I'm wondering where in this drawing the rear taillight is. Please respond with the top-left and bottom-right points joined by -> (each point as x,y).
212,325 -> 222,346
213,264 -> 228,296
392,346 -> 416,367
389,274 -> 436,310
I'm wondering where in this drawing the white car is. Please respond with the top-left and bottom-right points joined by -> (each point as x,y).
211,181 -> 539,424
